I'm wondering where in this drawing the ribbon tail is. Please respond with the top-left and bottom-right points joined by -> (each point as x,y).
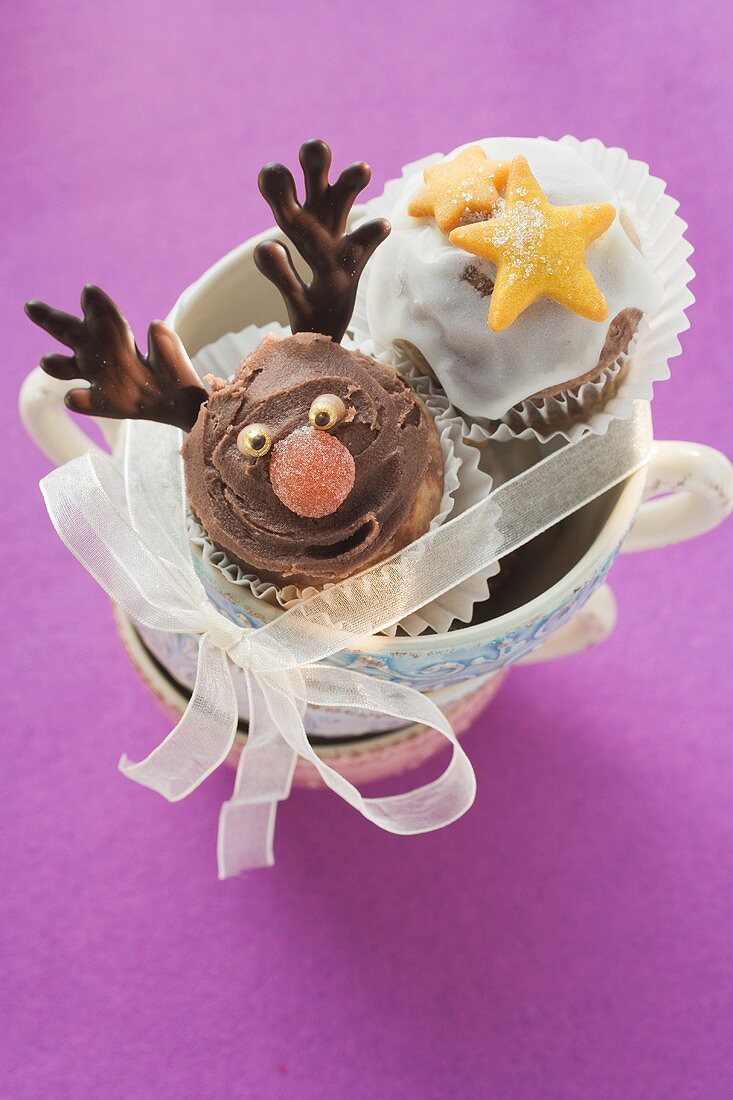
217,671 -> 300,878
119,634 -> 238,801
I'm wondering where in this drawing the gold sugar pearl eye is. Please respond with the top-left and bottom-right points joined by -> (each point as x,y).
237,423 -> 272,458
309,394 -> 346,431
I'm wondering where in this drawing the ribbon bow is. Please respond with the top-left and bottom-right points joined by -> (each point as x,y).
40,412 -> 651,876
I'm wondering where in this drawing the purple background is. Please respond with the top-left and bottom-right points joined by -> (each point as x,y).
2,2 -> 732,1097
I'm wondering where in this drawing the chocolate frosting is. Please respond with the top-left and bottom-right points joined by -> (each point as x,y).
182,333 -> 443,588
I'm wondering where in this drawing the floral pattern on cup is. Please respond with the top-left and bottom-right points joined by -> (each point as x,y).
137,546 -> 617,710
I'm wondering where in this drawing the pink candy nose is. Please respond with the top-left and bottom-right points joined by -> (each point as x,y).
269,425 -> 356,518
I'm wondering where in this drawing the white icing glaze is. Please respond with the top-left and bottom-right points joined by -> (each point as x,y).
365,138 -> 663,420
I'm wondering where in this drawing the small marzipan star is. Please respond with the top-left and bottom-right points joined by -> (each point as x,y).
407,145 -> 510,234
449,155 -> 616,331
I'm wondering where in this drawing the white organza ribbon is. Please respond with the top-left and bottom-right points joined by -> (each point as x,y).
40,406 -> 651,876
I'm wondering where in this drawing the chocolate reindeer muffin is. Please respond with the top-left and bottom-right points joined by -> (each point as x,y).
25,140 -> 444,590
183,332 -> 443,588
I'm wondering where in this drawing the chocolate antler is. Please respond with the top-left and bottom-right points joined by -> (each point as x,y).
254,139 -> 390,342
25,285 -> 208,432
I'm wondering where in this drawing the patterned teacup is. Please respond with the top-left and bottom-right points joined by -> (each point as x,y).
20,225 -> 733,776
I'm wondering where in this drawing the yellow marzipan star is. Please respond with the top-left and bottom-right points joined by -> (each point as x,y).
407,146 -> 509,233
449,155 -> 616,331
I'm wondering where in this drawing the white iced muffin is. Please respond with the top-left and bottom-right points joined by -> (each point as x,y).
364,137 -> 663,434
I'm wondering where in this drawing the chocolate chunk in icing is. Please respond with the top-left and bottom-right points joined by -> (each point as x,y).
462,264 -> 495,298
182,333 -> 444,589
598,307 -> 642,373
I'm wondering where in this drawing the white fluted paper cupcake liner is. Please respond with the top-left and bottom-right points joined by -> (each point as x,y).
350,137 -> 695,445
188,325 -> 498,637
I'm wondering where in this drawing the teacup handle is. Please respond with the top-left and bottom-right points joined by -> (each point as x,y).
522,438 -> 732,666
19,366 -> 121,465
621,440 -> 733,553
